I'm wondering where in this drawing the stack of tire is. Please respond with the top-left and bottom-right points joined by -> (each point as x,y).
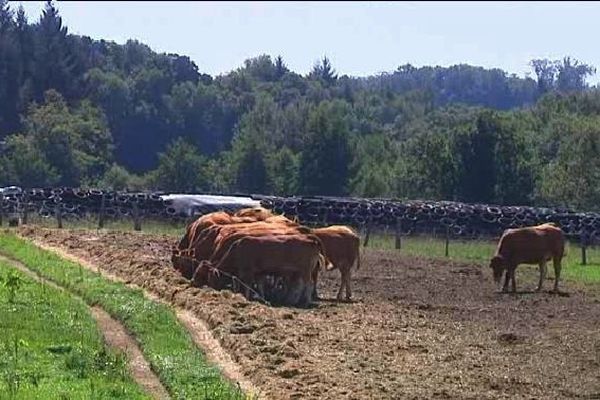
3,188 -> 600,244
254,195 -> 600,244
4,188 -> 166,221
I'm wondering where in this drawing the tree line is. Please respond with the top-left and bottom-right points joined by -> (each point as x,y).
0,1 -> 599,211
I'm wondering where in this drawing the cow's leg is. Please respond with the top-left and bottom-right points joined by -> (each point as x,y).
237,271 -> 252,300
502,268 -> 510,292
536,261 -> 547,292
337,269 -> 348,301
553,255 -> 562,292
510,265 -> 517,293
345,265 -> 353,301
311,265 -> 320,300
286,274 -> 303,305
256,276 -> 267,300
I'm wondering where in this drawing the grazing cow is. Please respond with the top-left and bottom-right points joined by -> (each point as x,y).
233,207 -> 275,220
172,212 -> 266,273
176,212 -> 231,251
489,223 -> 565,293
264,214 -> 299,227
193,234 -> 322,306
208,225 -> 312,265
312,225 -> 361,301
235,207 -> 299,226
180,222 -> 314,280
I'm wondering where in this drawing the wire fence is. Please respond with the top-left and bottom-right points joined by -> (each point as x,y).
1,187 -> 598,266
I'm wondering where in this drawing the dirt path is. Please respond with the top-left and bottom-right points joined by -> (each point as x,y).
24,237 -> 263,400
0,253 -> 171,400
13,227 -> 600,400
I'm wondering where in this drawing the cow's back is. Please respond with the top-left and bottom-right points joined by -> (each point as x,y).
312,226 -> 359,264
497,224 -> 565,265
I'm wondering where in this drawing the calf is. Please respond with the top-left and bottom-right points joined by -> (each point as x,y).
489,223 -> 565,293
312,225 -> 360,301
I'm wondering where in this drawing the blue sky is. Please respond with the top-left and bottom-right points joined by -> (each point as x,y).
12,1 -> 600,83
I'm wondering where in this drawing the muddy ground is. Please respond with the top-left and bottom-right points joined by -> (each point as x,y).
14,227 -> 600,400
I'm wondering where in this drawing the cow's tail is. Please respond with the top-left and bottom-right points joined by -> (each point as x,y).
311,234 -> 334,270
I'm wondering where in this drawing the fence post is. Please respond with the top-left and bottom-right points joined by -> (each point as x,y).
55,204 -> 63,229
363,216 -> 372,247
445,225 -> 450,257
395,218 -> 402,250
581,234 -> 587,266
98,193 -> 106,229
0,194 -> 3,226
22,192 -> 28,225
133,202 -> 142,231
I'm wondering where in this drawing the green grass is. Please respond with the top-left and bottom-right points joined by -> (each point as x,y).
367,233 -> 600,284
0,233 -> 252,400
0,261 -> 149,399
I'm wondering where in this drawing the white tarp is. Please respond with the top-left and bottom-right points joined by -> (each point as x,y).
159,194 -> 261,217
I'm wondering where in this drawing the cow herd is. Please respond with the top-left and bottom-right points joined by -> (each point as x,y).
170,207 -> 360,306
171,207 -> 567,307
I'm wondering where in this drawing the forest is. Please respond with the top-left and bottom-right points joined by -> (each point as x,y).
1,0 -> 599,211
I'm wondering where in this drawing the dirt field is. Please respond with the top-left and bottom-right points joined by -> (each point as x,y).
15,227 -> 600,399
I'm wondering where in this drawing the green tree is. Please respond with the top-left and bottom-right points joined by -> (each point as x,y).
555,57 -> 596,93
33,1 -> 78,99
151,137 -> 207,192
455,110 -> 498,203
299,100 -> 351,196
538,116 -> 600,210
98,163 -> 145,191
309,56 -> 338,87
19,89 -> 113,186
0,134 -> 59,187
267,146 -> 299,196
234,141 -> 268,194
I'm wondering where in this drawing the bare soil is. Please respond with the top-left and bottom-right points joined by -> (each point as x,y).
15,226 -> 600,400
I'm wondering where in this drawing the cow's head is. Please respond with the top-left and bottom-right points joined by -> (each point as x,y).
171,246 -> 180,266
192,260 -> 211,287
489,255 -> 505,284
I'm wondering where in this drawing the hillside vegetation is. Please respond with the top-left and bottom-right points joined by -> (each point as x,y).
1,1 -> 599,211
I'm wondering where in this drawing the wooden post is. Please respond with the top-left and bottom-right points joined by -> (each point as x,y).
395,218 -> 402,250
0,194 -> 4,226
445,225 -> 450,257
22,193 -> 28,225
581,234 -> 587,266
363,216 -> 372,247
55,205 -> 63,229
98,194 -> 106,229
133,202 -> 142,231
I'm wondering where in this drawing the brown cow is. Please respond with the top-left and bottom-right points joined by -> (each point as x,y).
172,211 -> 235,271
208,225 -> 312,265
233,207 -> 275,220
234,207 -> 300,226
193,234 -> 322,306
172,211 -> 267,273
180,222 -> 314,280
312,225 -> 360,301
489,223 -> 565,293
